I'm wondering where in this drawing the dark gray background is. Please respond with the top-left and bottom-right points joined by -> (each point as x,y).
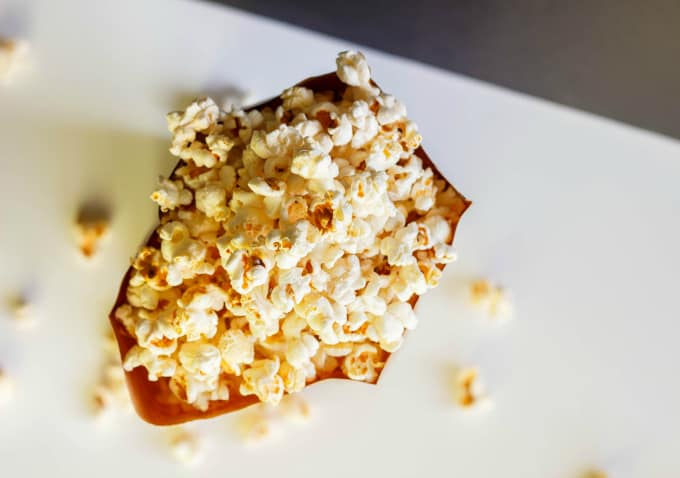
210,0 -> 680,140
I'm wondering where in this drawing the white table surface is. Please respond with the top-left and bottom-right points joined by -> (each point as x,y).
1,1 -> 679,476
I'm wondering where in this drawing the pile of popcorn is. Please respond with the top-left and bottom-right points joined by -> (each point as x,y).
114,51 -> 464,411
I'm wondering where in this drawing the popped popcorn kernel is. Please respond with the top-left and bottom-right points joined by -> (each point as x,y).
112,51 -> 468,417
237,406 -> 272,444
469,279 -> 513,320
75,202 -> 111,258
454,367 -> 487,409
6,293 -> 36,329
168,428 -> 203,466
92,332 -> 131,419
0,368 -> 15,408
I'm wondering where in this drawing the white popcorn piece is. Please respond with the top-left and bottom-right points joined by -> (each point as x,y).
218,329 -> 254,375
194,183 -> 229,220
0,368 -> 15,408
336,50 -> 380,96
168,428 -> 203,466
341,343 -> 383,382
123,345 -> 177,381
92,332 -> 131,419
114,51 -> 464,413
0,38 -> 29,84
454,367 -> 489,410
469,279 -> 514,321
291,140 -> 339,180
281,86 -> 315,111
151,176 -> 193,212
376,94 -> 407,125
240,358 -> 284,404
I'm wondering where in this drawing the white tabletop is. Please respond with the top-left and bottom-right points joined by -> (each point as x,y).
1,1 -> 679,476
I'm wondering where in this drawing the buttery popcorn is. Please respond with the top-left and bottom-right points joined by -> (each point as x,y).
469,279 -> 513,320
454,367 -> 487,409
75,202 -> 111,258
115,51 -> 466,411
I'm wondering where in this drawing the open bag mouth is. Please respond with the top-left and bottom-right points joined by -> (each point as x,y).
109,70 -> 471,426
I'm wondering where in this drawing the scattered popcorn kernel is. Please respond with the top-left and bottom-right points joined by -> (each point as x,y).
110,51 -> 469,417
454,367 -> 487,409
75,201 -> 111,258
168,428 -> 203,466
92,332 -> 131,419
0,38 -> 29,84
0,368 -> 15,408
237,406 -> 272,444
469,279 -> 513,320
6,293 -> 36,329
278,395 -> 311,423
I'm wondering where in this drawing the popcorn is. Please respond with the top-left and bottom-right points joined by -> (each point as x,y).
168,428 -> 203,466
6,293 -> 36,329
75,202 -> 110,258
113,51 -> 468,415
376,94 -> 407,125
290,140 -> 339,180
218,329 -> 254,375
159,221 -> 212,285
195,183 -> 229,220
240,358 -> 284,404
151,176 -> 193,212
176,342 -> 222,404
123,345 -> 176,381
366,302 -> 417,352
0,367 -> 15,408
0,38 -> 29,84
336,51 -> 379,96
281,87 -> 315,111
454,367 -> 487,409
469,279 -> 513,320
92,332 -> 131,419
341,343 -> 383,382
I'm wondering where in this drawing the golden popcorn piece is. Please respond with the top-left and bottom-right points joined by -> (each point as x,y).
5,292 -> 36,329
469,278 -> 513,320
75,201 -> 111,258
454,367 -> 487,409
109,52 -> 471,425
